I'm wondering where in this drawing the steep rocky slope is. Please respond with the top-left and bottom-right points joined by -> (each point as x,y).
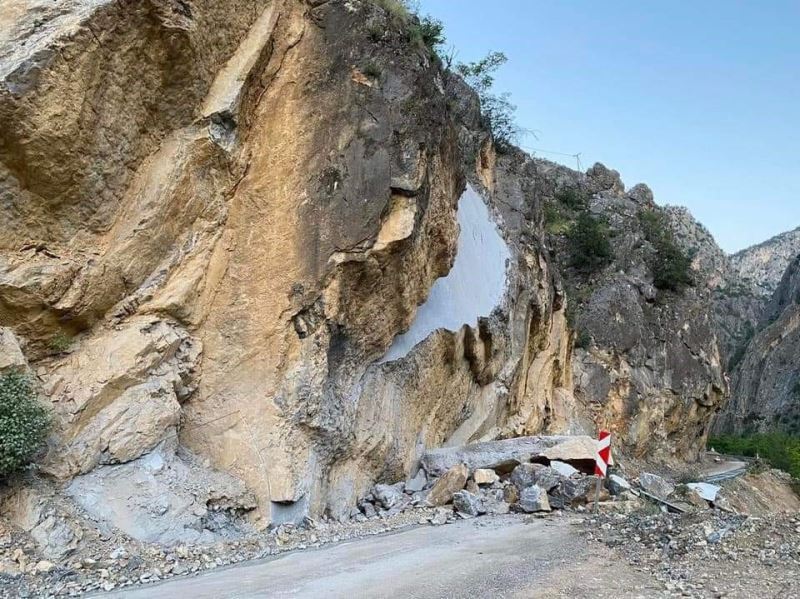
714,254 -> 800,434
0,0 -> 730,557
538,165 -> 726,460
731,226 -> 800,298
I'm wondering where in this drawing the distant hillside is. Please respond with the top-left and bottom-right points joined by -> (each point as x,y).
731,226 -> 800,297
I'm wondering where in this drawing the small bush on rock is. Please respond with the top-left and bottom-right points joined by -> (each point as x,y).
456,52 -> 520,151
0,371 -> 50,478
556,187 -> 588,211
568,213 -> 613,271
639,209 -> 694,292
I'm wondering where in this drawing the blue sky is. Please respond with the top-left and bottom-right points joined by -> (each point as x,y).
419,0 -> 800,253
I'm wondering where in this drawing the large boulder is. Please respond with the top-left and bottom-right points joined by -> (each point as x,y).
518,486 -> 551,513
639,473 -> 675,500
452,490 -> 485,516
422,436 -> 596,477
426,464 -> 469,506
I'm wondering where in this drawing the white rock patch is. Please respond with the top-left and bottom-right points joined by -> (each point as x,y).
380,185 -> 509,362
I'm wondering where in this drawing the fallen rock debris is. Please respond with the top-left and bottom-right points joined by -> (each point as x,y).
0,437 -> 792,598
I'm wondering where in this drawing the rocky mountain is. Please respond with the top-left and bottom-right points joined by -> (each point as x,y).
0,0 -> 733,557
714,254 -> 800,434
537,166 -> 726,461
731,226 -> 800,298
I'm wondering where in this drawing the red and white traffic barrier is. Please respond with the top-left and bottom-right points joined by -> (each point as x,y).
595,430 -> 611,478
593,430 -> 611,512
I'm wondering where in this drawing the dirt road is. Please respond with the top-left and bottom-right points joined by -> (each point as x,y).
101,515 -> 656,599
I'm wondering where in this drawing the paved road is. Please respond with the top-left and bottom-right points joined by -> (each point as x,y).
701,454 -> 750,484
103,516 -> 656,599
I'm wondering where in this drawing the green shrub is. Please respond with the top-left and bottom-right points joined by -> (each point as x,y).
0,371 -> 50,478
362,62 -> 382,79
49,332 -> 73,354
456,52 -> 519,150
568,213 -> 613,271
544,203 -> 571,235
651,240 -> 694,291
639,209 -> 694,292
708,433 -> 800,479
408,16 -> 445,55
555,187 -> 588,211
574,329 -> 592,350
373,0 -> 411,21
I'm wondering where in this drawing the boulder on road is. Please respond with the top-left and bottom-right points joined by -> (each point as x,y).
453,491 -> 485,516
422,436 -> 596,477
510,463 -> 545,490
427,464 -> 468,506
372,483 -> 406,509
607,474 -> 631,496
639,473 -> 675,500
518,486 -> 551,513
550,461 -> 579,478
511,464 -> 562,492
404,470 -> 427,493
473,469 -> 500,486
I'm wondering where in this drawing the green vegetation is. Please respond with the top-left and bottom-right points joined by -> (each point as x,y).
709,433 -> 800,479
0,371 -> 50,478
373,0 -> 411,21
455,52 -> 519,151
574,329 -> 592,350
408,15 -> 445,55
544,203 -> 572,235
568,212 -> 613,272
555,187 -> 588,211
362,62 -> 382,79
639,209 -> 694,292
369,2 -> 521,150
371,1 -> 444,57
49,332 -> 73,354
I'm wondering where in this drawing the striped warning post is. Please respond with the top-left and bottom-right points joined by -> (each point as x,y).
595,430 -> 611,478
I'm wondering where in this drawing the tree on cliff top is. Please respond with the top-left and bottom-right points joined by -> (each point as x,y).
456,52 -> 520,151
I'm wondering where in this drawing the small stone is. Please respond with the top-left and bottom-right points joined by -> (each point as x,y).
503,485 -> 519,504
404,470 -> 427,493
35,560 -> 55,573
549,461 -> 579,478
429,508 -> 450,526
473,469 -> 500,486
362,503 -> 378,519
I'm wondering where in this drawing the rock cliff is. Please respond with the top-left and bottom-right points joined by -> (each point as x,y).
537,164 -> 727,461
731,227 -> 800,298
0,0 -> 730,548
714,254 -> 800,434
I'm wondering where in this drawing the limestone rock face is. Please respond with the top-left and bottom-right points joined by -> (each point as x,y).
715,255 -> 800,434
0,0 -> 734,538
539,161 -> 727,461
731,227 -> 800,298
